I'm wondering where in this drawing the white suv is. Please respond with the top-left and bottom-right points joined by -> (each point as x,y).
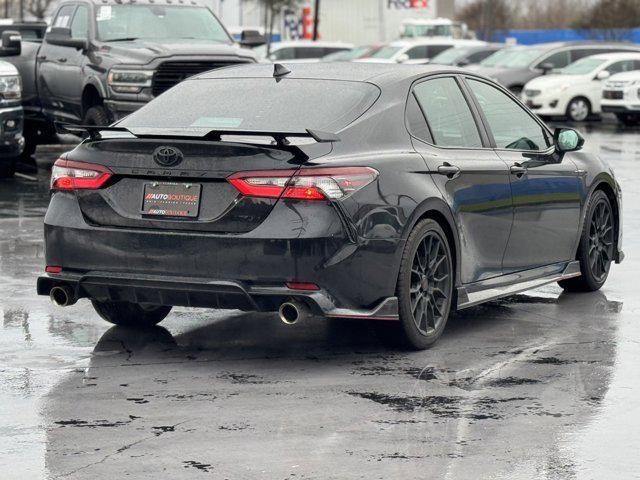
522,52 -> 640,122
601,70 -> 640,126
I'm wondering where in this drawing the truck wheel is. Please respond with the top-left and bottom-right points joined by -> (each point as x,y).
83,105 -> 111,126
0,159 -> 17,178
91,300 -> 172,327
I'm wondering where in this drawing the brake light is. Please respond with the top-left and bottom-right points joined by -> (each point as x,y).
51,159 -> 113,191
228,167 -> 378,201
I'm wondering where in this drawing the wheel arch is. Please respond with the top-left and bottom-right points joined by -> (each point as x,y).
574,174 -> 621,260
81,80 -> 106,117
401,198 -> 461,288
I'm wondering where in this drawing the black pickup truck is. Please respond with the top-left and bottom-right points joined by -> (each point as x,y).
0,0 -> 263,156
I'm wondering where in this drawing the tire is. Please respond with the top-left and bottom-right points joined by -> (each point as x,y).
509,86 -> 523,98
615,113 -> 640,126
91,300 -> 172,327
83,105 -> 111,126
559,190 -> 615,292
393,219 -> 454,350
566,97 -> 591,122
0,159 -> 17,178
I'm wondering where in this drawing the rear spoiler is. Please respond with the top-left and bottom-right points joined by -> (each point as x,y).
55,123 -> 340,145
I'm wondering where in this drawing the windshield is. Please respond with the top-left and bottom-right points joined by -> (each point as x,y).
402,24 -> 452,38
96,5 -> 231,43
369,46 -> 402,59
480,48 -> 544,69
323,46 -> 372,61
559,57 -> 606,75
120,78 -> 380,133
430,47 -> 471,65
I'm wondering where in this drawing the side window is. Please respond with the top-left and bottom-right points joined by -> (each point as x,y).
413,77 -> 482,148
294,47 -> 324,59
405,93 -> 432,143
406,46 -> 428,60
570,48 -> 601,62
536,50 -> 571,69
606,60 -> 637,75
70,5 -> 89,39
271,48 -> 295,60
53,5 -> 76,28
427,45 -> 453,58
467,50 -> 494,64
467,79 -> 550,151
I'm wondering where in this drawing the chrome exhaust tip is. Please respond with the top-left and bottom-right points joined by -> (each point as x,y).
278,301 -> 308,325
50,285 -> 77,307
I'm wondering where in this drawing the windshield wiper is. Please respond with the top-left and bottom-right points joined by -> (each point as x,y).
104,37 -> 140,42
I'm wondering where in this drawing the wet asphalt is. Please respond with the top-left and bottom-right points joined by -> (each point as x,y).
1,121 -> 639,479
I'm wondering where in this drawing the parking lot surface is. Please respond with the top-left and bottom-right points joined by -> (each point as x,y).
1,121 -> 639,479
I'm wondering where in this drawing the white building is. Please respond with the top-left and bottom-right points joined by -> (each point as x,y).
13,0 -> 455,46
216,0 -> 456,45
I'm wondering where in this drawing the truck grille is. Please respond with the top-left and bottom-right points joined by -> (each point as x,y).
152,61 -> 248,96
603,90 -> 624,100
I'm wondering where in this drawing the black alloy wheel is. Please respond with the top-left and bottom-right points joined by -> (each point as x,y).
587,198 -> 614,282
395,219 -> 454,349
559,190 -> 614,292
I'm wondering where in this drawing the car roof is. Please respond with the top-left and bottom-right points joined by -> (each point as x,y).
588,52 -> 640,61
513,41 -> 640,52
196,62 -> 466,87
267,41 -> 354,49
389,38 -> 486,48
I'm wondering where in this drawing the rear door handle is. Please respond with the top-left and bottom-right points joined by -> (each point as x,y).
510,163 -> 528,177
437,163 -> 461,178
57,58 -> 67,63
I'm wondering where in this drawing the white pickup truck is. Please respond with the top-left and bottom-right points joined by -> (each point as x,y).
0,57 -> 23,177
601,71 -> 640,126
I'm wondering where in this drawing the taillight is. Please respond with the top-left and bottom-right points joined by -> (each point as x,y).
228,167 -> 378,201
51,159 -> 113,191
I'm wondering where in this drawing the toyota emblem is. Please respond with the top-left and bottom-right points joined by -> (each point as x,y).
153,146 -> 183,167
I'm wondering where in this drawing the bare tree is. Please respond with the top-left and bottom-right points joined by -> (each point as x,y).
256,0 -> 303,55
26,0 -> 54,20
512,0 -> 587,30
574,0 -> 640,41
456,0 -> 512,41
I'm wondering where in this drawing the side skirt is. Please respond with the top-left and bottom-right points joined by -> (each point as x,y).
455,261 -> 581,310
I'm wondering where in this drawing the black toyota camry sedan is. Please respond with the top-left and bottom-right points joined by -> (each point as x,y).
37,63 -> 623,349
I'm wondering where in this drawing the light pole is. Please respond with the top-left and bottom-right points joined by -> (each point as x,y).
312,0 -> 320,40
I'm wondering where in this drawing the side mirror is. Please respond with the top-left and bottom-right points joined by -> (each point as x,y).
539,62 -> 554,74
239,29 -> 267,48
554,128 -> 584,154
0,30 -> 22,57
457,58 -> 470,67
396,53 -> 409,64
596,70 -> 611,81
45,27 -> 88,50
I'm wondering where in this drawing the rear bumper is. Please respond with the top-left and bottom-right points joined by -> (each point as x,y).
40,192 -> 402,318
37,271 -> 399,320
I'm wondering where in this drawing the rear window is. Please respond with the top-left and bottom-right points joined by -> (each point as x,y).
120,78 -> 380,133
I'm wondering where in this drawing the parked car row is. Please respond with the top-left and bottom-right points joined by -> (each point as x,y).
276,37 -> 640,125
522,53 -> 640,123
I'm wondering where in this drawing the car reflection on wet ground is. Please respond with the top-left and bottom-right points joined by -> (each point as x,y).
1,121 -> 639,479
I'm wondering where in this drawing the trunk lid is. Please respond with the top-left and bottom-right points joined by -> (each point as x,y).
65,137 -> 330,233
